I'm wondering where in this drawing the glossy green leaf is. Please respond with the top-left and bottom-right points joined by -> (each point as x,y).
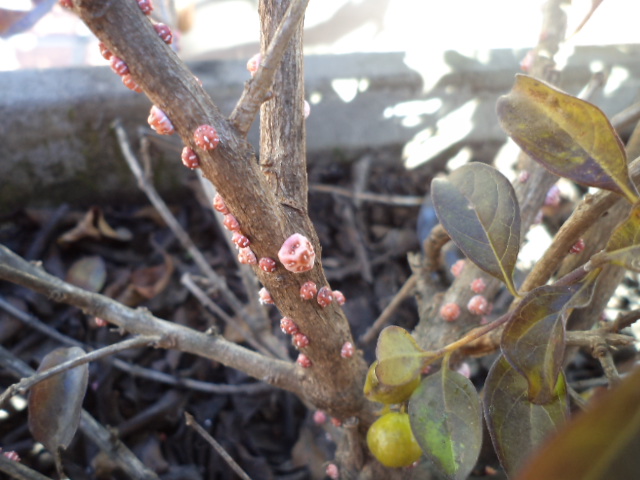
28,347 -> 89,454
501,285 -> 578,405
484,356 -> 569,477
497,75 -> 639,203
409,367 -> 482,480
375,326 -> 424,387
516,366 -> 640,480
431,162 -> 520,295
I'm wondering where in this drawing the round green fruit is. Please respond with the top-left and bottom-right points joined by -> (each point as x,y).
366,412 -> 422,468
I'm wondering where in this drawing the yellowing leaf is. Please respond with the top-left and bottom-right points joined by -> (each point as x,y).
431,163 -> 520,295
409,367 -> 482,480
484,356 -> 568,476
375,326 -> 424,387
597,206 -> 640,272
497,75 -> 639,203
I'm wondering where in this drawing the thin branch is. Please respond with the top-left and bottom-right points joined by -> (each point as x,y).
184,412 -> 252,480
607,308 -> 640,332
113,119 -> 245,315
229,0 -> 310,134
593,342 -> 621,387
309,184 -> 424,207
0,335 -> 160,407
0,244 -> 300,396
565,330 -> 634,348
0,454 -> 53,480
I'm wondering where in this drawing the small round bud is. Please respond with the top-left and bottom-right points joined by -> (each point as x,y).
313,410 -> 327,425
213,193 -> 229,214
237,247 -> 257,265
569,238 -> 585,254
317,286 -> 333,307
332,290 -> 346,305
456,362 -> 471,379
223,214 -> 240,232
340,341 -> 354,358
450,259 -> 466,277
193,124 -> 220,151
246,53 -> 262,76
258,287 -> 273,305
293,333 -> 309,349
259,257 -> 277,273
278,233 -> 315,273
440,303 -> 461,322
99,42 -> 112,61
280,317 -> 299,335
545,184 -> 561,207
326,463 -> 339,480
470,278 -> 486,293
518,170 -> 530,183
137,0 -> 153,14
148,106 -> 174,135
153,23 -> 173,44
467,295 -> 489,315
181,147 -> 200,169
122,74 -> 142,92
94,317 -> 108,327
300,281 -> 317,300
297,353 -> 312,368
232,232 -> 250,249
109,56 -> 129,76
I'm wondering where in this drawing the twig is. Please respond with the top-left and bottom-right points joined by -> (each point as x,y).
0,335 -> 160,407
592,342 -> 621,387
0,454 -> 53,480
607,308 -> 640,332
0,244 -> 299,395
359,274 -> 417,345
112,119 -> 245,315
229,0 -> 310,134
611,101 -> 640,132
0,345 -> 159,479
309,184 -> 424,207
565,330 -> 634,348
184,412 -> 252,480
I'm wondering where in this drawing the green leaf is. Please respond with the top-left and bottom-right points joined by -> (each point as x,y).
497,74 -> 639,203
28,347 -> 89,454
515,366 -> 640,480
409,367 -> 482,480
375,326 -> 424,387
484,355 -> 569,476
501,285 -> 578,405
431,162 -> 521,295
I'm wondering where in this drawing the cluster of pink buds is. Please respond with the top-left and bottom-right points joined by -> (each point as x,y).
297,353 -> 312,368
467,295 -> 490,316
213,193 -> 229,214
317,286 -> 333,307
99,41 -> 142,92
148,106 -> 175,135
2,450 -> 20,462
278,233 -> 315,273
259,257 -> 277,273
258,287 -> 274,305
246,53 -> 262,77
293,333 -> 310,349
237,247 -> 257,265
340,342 -> 354,358
300,281 -> 317,300
280,317 -> 299,335
137,0 -> 153,14
153,23 -> 173,44
181,147 -> 200,169
193,124 -> 220,151
439,303 -> 460,322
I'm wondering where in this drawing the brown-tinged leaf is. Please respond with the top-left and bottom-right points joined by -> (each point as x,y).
58,207 -> 132,245
595,206 -> 640,272
431,162 -> 520,295
65,256 -> 107,293
484,355 -> 569,477
497,75 -> 639,203
375,326 -> 424,387
28,347 -> 89,454
515,366 -> 640,480
501,285 -> 577,405
409,367 -> 482,480
116,252 -> 174,306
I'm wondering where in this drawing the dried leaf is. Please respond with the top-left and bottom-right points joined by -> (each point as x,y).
65,256 -> 107,293
375,326 -> 424,387
408,367 -> 482,480
484,355 -> 569,476
58,207 -> 132,245
516,366 -> 640,480
497,75 -> 639,203
431,162 -> 520,295
28,347 -> 89,454
116,252 -> 174,306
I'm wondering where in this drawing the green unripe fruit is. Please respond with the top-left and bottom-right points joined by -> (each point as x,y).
366,412 -> 423,468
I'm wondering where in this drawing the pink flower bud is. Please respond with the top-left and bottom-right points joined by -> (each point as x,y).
148,106 -> 174,135
259,257 -> 277,273
213,194 -> 229,214
300,281 -> 317,300
137,0 -> 153,14
518,170 -> 530,183
278,233 -> 315,273
153,23 -> 173,44
470,278 -> 486,293
280,317 -> 299,335
109,56 -> 129,76
297,353 -> 312,368
317,286 -> 333,307
440,303 -> 461,322
232,232 -> 250,249
340,341 -> 354,358
467,295 -> 489,315
223,214 -> 240,232
569,238 -> 585,254
181,147 -> 200,169
326,463 -> 339,479
258,287 -> 273,305
332,290 -> 346,305
94,317 -> 108,327
193,124 -> 220,151
545,184 -> 561,207
121,74 -> 142,92
237,247 -> 257,265
99,42 -> 112,61
450,259 -> 466,277
293,333 -> 309,349
313,410 -> 327,425
246,53 -> 262,76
